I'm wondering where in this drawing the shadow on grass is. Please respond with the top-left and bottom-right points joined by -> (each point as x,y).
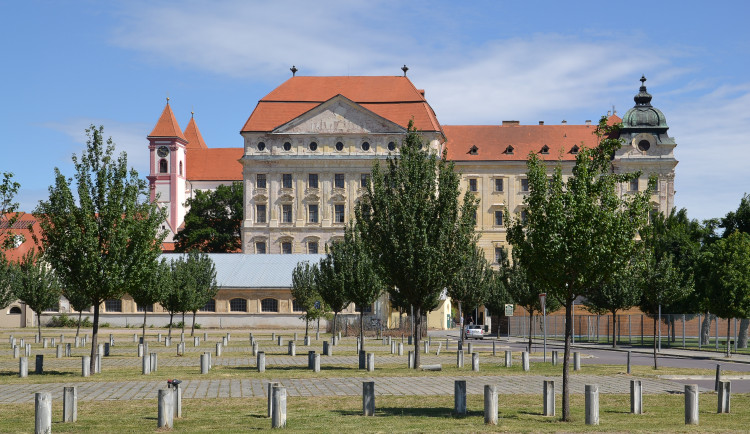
226,365 -> 354,373
334,406 -> 483,419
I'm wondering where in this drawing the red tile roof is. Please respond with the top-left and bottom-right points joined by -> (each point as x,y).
148,102 -> 187,141
242,76 -> 441,133
184,117 -> 207,149
186,148 -> 243,181
1,213 -> 40,262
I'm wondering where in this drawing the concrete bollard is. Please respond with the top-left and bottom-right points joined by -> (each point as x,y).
367,353 -> 375,372
271,332 -> 276,342
65,343 -> 71,357
63,386 -> 77,422
104,342 -> 110,356
424,340 -> 429,354
271,386 -> 287,428
313,353 -> 320,372
108,334 -> 114,346
56,344 -> 63,358
436,342 -> 442,356
35,392 -> 52,434
387,336 -> 392,346
685,384 -> 699,425
200,353 -> 210,374
398,342 -> 403,356
522,352 -> 529,371
60,334 -> 64,344
222,336 -> 228,347
627,350 -> 632,374
226,332 -> 231,342
194,337 -> 200,347
454,380 -> 467,415
207,351 -> 212,369
505,350 -> 512,367
484,384 -> 498,425
26,343 -> 31,357
408,335 -> 413,345
631,379 -> 643,414
715,364 -> 721,391
133,333 -> 138,343
552,351 -> 558,366
158,333 -> 162,343
391,341 -> 396,354
43,338 -> 48,348
177,342 -> 185,356
304,336 -> 310,346
204,332 -> 208,341
585,384 -> 599,425
308,351 -> 315,369
19,356 -> 28,378
363,381 -> 375,416
98,343 -> 104,360
359,350 -> 366,370
293,332 -> 297,341
150,352 -> 158,372
13,345 -> 19,359
142,355 -> 151,375
408,351 -> 414,369
51,338 -> 56,346
333,336 -> 339,346
472,353 -> 479,372
35,334 -> 40,344
216,343 -> 222,357
356,338 -> 361,354
574,352 -> 581,371
288,341 -> 296,357
35,354 -> 44,374
267,382 -> 279,417
180,332 -> 185,342
258,351 -> 266,373
323,341 -> 331,356
138,343 -> 144,357
467,342 -> 473,354
277,336 -> 283,346
81,356 -> 90,377
95,353 -> 101,374
492,340 -> 496,356
74,336 -> 80,348
252,342 -> 259,356
165,336 -> 171,347
457,350 -> 464,368
157,389 -> 174,429
316,332 -> 320,340
543,380 -> 555,416
446,338 -> 449,351
718,380 -> 731,414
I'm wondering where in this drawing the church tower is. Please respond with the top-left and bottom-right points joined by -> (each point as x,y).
147,99 -> 189,238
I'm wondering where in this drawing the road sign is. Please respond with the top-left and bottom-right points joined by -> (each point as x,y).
504,304 -> 514,317
539,293 -> 546,309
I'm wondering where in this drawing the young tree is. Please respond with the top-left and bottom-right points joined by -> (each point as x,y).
130,258 -> 170,339
702,231 -> 750,356
584,260 -> 643,348
447,245 -> 492,346
357,121 -> 477,369
161,257 -> 189,338
719,194 -> 750,346
36,126 -> 166,373
0,255 -> 14,310
314,246 -> 351,338
11,251 -> 62,339
174,182 -> 243,253
291,261 -> 319,338
506,263 -> 561,351
183,252 -> 218,336
507,117 -> 652,421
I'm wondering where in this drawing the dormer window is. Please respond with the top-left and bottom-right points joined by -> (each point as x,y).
468,145 -> 478,155
283,142 -> 292,151
570,145 -> 580,154
361,142 -> 370,151
540,145 -> 549,154
309,141 -> 318,151
504,145 -> 514,154
257,141 -> 266,151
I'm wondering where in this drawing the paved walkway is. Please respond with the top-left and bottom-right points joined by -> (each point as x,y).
0,374 -> 690,404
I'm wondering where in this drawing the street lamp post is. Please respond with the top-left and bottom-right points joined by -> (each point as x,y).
540,293 -> 547,363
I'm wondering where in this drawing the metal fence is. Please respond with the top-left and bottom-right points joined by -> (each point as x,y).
507,313 -> 750,354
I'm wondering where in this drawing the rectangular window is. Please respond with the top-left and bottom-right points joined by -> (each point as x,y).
256,204 -> 267,223
469,178 -> 478,192
494,247 -> 504,264
494,210 -> 503,226
630,178 -> 639,192
334,173 -> 345,189
255,242 -> 266,254
282,204 -> 293,223
309,204 -> 319,223
472,210 -> 477,226
256,174 -> 267,189
494,178 -> 503,192
282,173 -> 293,189
136,304 -> 153,313
308,241 -> 319,254
282,242 -> 292,254
360,173 -> 370,188
521,178 -> 529,192
521,210 -> 528,224
308,173 -> 318,189
334,204 -> 345,223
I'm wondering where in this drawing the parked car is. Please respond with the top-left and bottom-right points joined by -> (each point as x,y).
464,324 -> 484,340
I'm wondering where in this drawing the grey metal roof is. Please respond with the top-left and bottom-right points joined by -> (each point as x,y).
160,253 -> 325,289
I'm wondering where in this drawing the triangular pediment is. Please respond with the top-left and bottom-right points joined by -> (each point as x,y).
273,95 -> 407,135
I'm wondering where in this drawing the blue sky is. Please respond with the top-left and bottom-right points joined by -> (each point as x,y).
1,0 -> 748,222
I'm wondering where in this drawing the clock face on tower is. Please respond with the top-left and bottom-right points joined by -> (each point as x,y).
157,146 -> 169,157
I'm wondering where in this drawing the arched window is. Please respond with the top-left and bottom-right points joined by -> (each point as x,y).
104,299 -> 122,312
261,298 -> 278,313
230,298 -> 247,312
9,306 -> 22,314
179,161 -> 183,175
159,159 -> 168,173
200,299 -> 216,312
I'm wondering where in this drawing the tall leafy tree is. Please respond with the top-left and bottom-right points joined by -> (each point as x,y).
130,258 -> 170,339
174,182 -> 243,252
291,261 -> 319,338
584,259 -> 643,348
357,121 -> 477,369
183,251 -> 218,336
11,251 -> 62,339
719,194 -> 750,346
0,255 -> 14,310
447,245 -> 492,345
36,126 -> 166,372
506,263 -> 561,351
0,171 -> 21,252
507,117 -> 652,421
483,247 -> 514,336
702,231 -> 750,355
314,246 -> 351,338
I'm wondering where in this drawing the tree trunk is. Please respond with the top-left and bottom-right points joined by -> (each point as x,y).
727,319 -> 732,358
191,311 -> 197,336
36,312 -> 42,341
76,311 -> 82,337
561,300 -> 572,421
332,312 -> 338,337
359,311 -> 365,351
181,312 -> 186,333
458,301 -> 464,346
305,315 -> 309,338
527,310 -> 535,353
701,312 -> 711,345
413,306 -> 422,369
90,303 -> 100,374
611,310 -> 617,349
738,318 -> 749,348
653,316 -> 658,369
168,313 -> 174,338
142,310 -> 147,339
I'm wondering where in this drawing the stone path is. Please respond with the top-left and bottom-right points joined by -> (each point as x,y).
0,374 -> 692,404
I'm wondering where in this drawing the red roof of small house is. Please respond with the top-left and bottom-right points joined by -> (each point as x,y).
241,76 -> 442,133
0,213 -> 40,262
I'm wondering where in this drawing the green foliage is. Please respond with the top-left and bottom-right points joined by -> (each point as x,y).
314,245 -> 353,337
506,116 -> 652,420
169,321 -> 201,329
702,231 -> 750,320
130,258 -> 170,336
507,263 -> 561,316
0,255 -> 14,309
482,247 -> 513,319
162,252 -> 217,336
0,171 -> 21,251
446,245 -> 493,336
720,193 -> 750,237
174,182 -> 243,253
47,313 -> 94,328
10,251 -> 62,337
291,261 -> 324,336
357,121 -> 476,367
35,125 -> 166,369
